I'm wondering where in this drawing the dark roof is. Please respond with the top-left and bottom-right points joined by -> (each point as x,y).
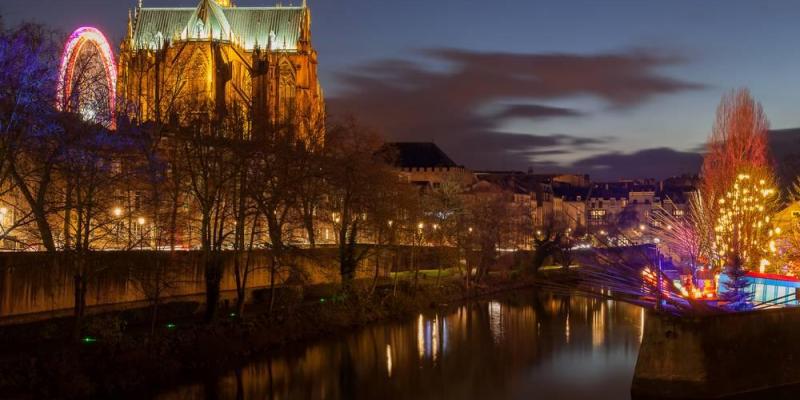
476,174 -> 530,195
589,187 -> 630,200
381,142 -> 460,169
630,185 -> 657,192
553,186 -> 590,201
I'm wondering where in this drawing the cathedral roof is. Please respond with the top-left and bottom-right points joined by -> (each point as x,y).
182,0 -> 232,42
132,3 -> 304,51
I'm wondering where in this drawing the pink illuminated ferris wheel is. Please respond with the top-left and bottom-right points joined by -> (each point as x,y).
56,27 -> 117,129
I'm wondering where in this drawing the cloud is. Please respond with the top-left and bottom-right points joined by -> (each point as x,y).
328,47 -> 704,174
492,104 -> 584,121
565,148 -> 703,180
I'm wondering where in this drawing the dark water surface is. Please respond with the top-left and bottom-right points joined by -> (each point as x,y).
156,292 -> 643,400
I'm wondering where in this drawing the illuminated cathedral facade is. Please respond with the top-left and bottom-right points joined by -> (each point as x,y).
117,0 -> 324,133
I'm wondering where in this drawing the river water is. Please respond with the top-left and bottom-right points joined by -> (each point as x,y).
156,292 -> 644,400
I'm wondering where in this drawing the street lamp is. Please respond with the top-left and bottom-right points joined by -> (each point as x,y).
138,217 -> 146,250
113,207 -> 122,217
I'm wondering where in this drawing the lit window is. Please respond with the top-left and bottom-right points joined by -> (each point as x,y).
590,209 -> 606,220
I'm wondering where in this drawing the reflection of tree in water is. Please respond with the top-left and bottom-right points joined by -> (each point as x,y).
157,293 -> 642,400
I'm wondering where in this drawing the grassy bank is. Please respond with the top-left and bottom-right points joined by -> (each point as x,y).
0,273 -> 535,399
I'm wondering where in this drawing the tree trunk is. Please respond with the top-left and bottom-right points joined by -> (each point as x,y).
268,254 -> 277,315
370,248 -> 381,296
304,214 -> 315,249
204,252 -> 222,322
72,260 -> 87,341
412,244 -> 419,291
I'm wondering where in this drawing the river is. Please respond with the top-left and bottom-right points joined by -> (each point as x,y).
156,292 -> 644,400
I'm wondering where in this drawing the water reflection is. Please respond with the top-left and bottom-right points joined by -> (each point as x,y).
157,292 -> 643,400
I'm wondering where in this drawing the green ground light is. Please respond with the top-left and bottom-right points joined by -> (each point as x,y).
82,336 -> 97,344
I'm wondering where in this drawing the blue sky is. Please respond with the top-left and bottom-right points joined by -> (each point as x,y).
4,0 -> 800,179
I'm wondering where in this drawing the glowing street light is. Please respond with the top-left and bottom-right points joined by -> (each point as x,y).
113,207 -> 122,217
137,217 -> 146,226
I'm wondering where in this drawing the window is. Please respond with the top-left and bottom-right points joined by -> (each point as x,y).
278,60 -> 296,120
590,209 -> 606,220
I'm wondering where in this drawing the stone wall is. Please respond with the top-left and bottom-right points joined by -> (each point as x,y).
0,246 -> 461,320
632,307 -> 800,399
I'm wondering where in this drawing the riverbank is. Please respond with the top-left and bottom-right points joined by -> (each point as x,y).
0,274 -> 537,399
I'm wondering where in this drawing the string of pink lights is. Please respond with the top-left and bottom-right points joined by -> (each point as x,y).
56,27 -> 117,129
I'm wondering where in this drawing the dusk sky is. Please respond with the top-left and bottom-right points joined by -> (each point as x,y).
3,0 -> 800,179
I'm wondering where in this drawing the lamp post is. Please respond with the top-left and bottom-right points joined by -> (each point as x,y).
138,217 -> 146,250
654,238 -> 662,311
113,207 -> 123,249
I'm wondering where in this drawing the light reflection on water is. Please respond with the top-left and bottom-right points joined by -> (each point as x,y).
156,292 -> 643,400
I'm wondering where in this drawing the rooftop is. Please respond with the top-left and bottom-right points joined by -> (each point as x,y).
381,142 -> 461,169
132,1 -> 305,51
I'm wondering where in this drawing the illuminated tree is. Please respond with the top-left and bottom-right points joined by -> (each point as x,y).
695,89 -> 778,309
700,88 -> 770,204
713,171 -> 779,272
713,170 -> 779,310
0,23 -> 61,251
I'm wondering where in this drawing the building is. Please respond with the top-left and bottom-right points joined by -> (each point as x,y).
382,142 -> 475,189
552,186 -> 588,232
475,171 -> 555,228
117,0 -> 324,134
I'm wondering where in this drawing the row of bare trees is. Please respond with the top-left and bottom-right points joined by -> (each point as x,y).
0,22 -> 538,338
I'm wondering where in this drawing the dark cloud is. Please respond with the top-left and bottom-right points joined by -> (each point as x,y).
492,104 -> 583,121
328,47 -> 704,174
565,148 -> 703,180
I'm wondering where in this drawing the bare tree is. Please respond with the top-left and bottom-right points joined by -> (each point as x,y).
700,89 -> 771,215
324,119 -> 397,287
0,24 -> 62,251
177,111 -> 236,322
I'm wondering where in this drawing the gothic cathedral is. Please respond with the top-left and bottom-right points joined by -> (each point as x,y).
117,0 -> 324,136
